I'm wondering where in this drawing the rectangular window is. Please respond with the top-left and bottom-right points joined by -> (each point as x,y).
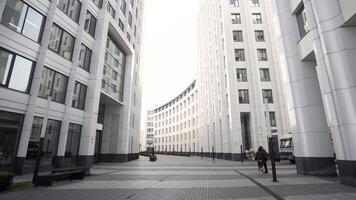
1,0 -> 45,42
38,67 -> 68,104
91,0 -> 103,8
48,24 -> 75,60
0,48 -> 34,93
255,30 -> 265,42
236,68 -> 247,82
262,89 -> 273,103
107,3 -> 115,19
233,30 -> 243,42
238,89 -> 249,104
257,49 -> 267,61
251,0 -> 260,7
267,112 -> 277,127
252,13 -> 262,24
234,49 -> 245,61
259,68 -> 270,81
229,0 -> 239,7
128,12 -> 133,27
296,5 -> 309,38
57,0 -> 81,23
78,44 -> 92,72
120,0 -> 127,15
65,123 -> 81,158
84,11 -> 96,38
72,81 -> 87,110
231,13 -> 241,24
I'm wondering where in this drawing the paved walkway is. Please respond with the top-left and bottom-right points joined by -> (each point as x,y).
1,155 -> 356,200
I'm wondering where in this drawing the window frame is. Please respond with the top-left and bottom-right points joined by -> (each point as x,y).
236,68 -> 248,82
78,44 -> 92,72
252,13 -> 262,24
48,23 -> 75,61
254,30 -> 265,42
233,30 -> 243,42
238,89 -> 250,104
262,89 -> 273,103
257,48 -> 268,61
234,49 -> 245,61
84,11 -> 97,38
259,68 -> 270,82
72,81 -> 87,110
57,0 -> 82,23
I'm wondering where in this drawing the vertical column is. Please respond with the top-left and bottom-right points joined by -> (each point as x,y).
274,0 -> 336,176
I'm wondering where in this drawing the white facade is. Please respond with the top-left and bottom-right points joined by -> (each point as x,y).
144,110 -> 154,150
271,0 -> 356,186
196,0 -> 289,160
0,0 -> 144,174
149,80 -> 199,154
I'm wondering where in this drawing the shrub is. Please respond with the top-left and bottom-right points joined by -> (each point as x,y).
0,173 -> 14,192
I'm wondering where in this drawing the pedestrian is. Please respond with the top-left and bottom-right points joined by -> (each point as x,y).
255,146 -> 268,174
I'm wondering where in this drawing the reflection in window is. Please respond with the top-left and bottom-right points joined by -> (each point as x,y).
57,0 -> 81,23
72,81 -> 87,110
48,24 -> 75,60
238,89 -> 249,104
233,30 -> 243,42
38,67 -> 68,104
257,48 -> 267,61
236,68 -> 247,82
0,48 -> 34,93
231,13 -> 241,24
296,5 -> 309,38
78,44 -> 92,72
1,0 -> 45,42
229,0 -> 239,7
262,89 -> 273,103
65,123 -> 81,157
252,13 -> 262,24
234,49 -> 245,61
259,68 -> 270,82
255,30 -> 264,42
84,11 -> 96,37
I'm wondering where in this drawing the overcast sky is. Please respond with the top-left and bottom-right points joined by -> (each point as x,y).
140,0 -> 201,130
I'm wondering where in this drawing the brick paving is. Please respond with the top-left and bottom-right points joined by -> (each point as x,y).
1,155 -> 356,200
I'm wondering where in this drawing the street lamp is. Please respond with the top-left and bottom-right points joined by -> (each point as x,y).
264,98 -> 277,182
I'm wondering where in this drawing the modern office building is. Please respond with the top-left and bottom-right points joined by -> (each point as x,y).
270,0 -> 356,186
196,0 -> 289,160
0,0 -> 144,174
148,80 -> 199,154
144,110 -> 154,151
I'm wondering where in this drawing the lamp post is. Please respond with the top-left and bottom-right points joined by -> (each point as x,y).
264,98 -> 277,182
32,96 -> 51,186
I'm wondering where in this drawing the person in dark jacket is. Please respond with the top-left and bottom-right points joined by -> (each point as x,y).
255,146 -> 268,174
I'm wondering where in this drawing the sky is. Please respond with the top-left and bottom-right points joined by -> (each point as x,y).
140,0 -> 201,130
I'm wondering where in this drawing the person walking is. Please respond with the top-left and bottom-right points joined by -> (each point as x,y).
255,146 -> 268,174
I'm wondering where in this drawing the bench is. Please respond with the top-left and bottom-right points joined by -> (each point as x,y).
36,167 -> 89,186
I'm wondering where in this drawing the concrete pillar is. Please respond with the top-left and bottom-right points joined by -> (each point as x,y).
274,0 -> 336,176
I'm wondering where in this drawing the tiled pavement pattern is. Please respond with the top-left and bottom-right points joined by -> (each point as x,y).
1,155 -> 356,200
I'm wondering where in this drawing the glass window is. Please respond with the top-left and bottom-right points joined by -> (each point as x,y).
0,48 -> 34,93
238,89 -> 249,104
78,44 -> 92,72
119,19 -> 125,31
48,24 -> 75,60
38,67 -> 68,104
252,13 -> 262,24
107,3 -> 115,18
231,13 -> 241,24
233,30 -> 243,42
91,0 -> 103,8
296,5 -> 309,38
57,0 -> 81,23
260,68 -> 270,81
257,48 -> 267,61
120,0 -> 127,15
1,0 -> 45,42
269,112 -> 276,127
251,0 -> 260,7
65,123 -> 81,157
262,89 -> 273,103
236,68 -> 247,82
255,30 -> 264,42
229,0 -> 239,7
72,81 -> 87,110
234,49 -> 245,61
84,11 -> 96,37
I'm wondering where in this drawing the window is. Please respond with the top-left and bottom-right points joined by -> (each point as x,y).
262,89 -> 273,103
229,0 -> 239,7
252,13 -> 262,24
65,123 -> 81,158
84,11 -> 96,37
57,0 -> 81,23
0,48 -> 34,93
1,0 -> 45,42
255,30 -> 264,42
238,89 -> 249,104
259,68 -> 270,81
107,3 -> 115,19
257,49 -> 267,61
126,32 -> 131,41
268,112 -> 277,127
251,0 -> 260,7
119,19 -> 125,31
112,71 -> 118,80
38,67 -> 68,104
128,12 -> 133,27
120,0 -> 127,15
233,30 -> 243,42
78,44 -> 92,72
234,49 -> 245,61
91,0 -> 103,8
236,69 -> 247,82
48,24 -> 75,60
72,81 -> 87,110
296,5 -> 309,38
231,13 -> 241,24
